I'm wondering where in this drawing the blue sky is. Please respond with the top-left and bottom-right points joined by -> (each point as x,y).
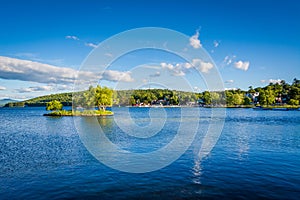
0,0 -> 299,99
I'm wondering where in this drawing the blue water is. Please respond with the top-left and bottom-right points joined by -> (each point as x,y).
0,107 -> 300,199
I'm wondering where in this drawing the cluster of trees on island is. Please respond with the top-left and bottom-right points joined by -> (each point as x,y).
44,86 -> 114,116
5,78 -> 300,108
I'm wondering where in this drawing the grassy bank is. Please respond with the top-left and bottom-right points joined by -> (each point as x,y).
44,110 -> 114,116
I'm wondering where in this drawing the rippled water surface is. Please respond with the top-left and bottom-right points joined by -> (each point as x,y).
0,107 -> 299,199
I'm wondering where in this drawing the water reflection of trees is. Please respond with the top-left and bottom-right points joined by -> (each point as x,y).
97,117 -> 114,132
96,117 -> 113,127
81,116 -> 114,133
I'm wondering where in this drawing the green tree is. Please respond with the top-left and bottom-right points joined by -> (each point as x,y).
225,91 -> 234,106
243,96 -> 252,105
129,96 -> 136,105
289,86 -> 300,101
94,85 -> 113,111
232,93 -> 244,105
170,95 -> 179,105
265,86 -> 275,105
293,78 -> 300,86
248,86 -> 256,93
83,86 -> 96,108
289,99 -> 299,105
258,91 -> 267,105
202,91 -> 212,105
211,92 -> 220,105
46,100 -> 63,111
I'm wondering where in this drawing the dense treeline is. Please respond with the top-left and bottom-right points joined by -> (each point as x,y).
5,92 -> 74,107
126,89 -> 197,106
5,78 -> 300,107
121,78 -> 300,107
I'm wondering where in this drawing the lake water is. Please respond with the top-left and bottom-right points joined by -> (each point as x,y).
0,107 -> 299,199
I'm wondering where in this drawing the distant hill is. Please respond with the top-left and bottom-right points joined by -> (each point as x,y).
22,92 -> 74,107
0,98 -> 19,107
3,92 -> 76,107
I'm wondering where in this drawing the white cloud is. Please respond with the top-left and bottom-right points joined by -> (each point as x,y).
142,65 -> 161,70
0,56 -> 80,84
0,56 -> 134,86
104,53 -> 113,58
191,59 -> 214,73
65,35 -> 79,40
225,80 -> 234,83
261,79 -> 281,84
213,40 -> 220,48
193,86 -> 200,92
223,55 -> 236,66
0,86 -> 6,90
268,79 -> 282,84
85,42 -> 97,48
161,59 -> 214,76
234,60 -> 250,71
161,63 -> 185,76
102,70 -> 134,82
225,87 -> 238,91
16,85 -> 53,93
189,30 -> 202,49
15,84 -> 74,93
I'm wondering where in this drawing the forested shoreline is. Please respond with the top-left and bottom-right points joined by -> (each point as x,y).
4,78 -> 300,108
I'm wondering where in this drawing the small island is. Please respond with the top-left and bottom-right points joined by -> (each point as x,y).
44,85 -> 114,117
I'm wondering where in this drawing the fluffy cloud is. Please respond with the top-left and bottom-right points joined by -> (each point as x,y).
0,86 -> 6,90
191,59 -> 213,73
0,56 -> 134,86
189,30 -> 202,49
0,56 -> 80,84
234,60 -> 250,71
102,70 -> 134,82
65,35 -> 79,40
85,42 -> 97,48
269,79 -> 282,84
161,59 -> 214,76
161,63 -> 185,76
261,79 -> 282,84
0,56 -> 94,84
225,80 -> 234,83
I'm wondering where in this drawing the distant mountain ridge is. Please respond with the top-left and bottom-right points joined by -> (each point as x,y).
0,98 -> 19,106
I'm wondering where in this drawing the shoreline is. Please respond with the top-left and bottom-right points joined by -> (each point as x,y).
43,113 -> 114,117
43,110 -> 114,117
